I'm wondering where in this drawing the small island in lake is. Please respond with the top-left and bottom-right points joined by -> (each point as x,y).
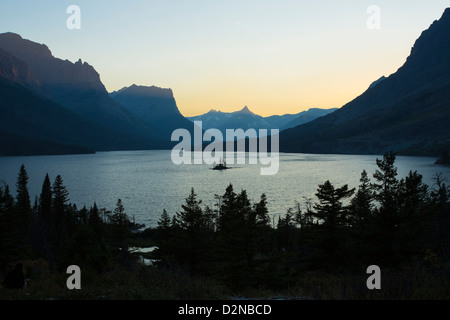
211,159 -> 232,170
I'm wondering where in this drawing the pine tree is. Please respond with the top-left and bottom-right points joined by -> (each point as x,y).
39,173 -> 52,223
254,193 -> 270,227
158,209 -> 171,231
15,164 -> 32,231
1,185 -> 14,210
175,188 -> 204,231
109,199 -> 131,252
216,185 -> 240,256
52,175 -> 69,214
110,199 -> 126,225
155,209 -> 173,262
217,184 -> 237,233
310,180 -> 355,268
172,188 -> 213,275
253,193 -> 274,255
0,184 -> 22,266
372,151 -> 399,214
399,170 -> 429,211
50,175 -> 71,261
313,180 -> 355,227
216,186 -> 272,286
350,170 -> 374,224
371,152 -> 401,265
396,171 -> 430,260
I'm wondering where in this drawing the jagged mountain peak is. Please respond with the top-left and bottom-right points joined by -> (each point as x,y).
113,84 -> 174,97
280,7 -> 450,156
0,32 -> 52,59
0,32 -> 104,91
201,106 -> 255,116
109,83 -> 194,139
0,32 -> 168,145
239,105 -> 254,115
403,8 -> 450,69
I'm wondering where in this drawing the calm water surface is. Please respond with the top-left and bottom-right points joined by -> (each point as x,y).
0,151 -> 448,227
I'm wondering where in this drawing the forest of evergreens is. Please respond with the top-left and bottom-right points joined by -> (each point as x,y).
0,152 -> 449,299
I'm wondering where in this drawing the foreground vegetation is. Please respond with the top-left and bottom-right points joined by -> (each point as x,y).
0,152 -> 449,299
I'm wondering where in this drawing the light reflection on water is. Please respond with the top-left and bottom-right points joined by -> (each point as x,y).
0,151 -> 448,228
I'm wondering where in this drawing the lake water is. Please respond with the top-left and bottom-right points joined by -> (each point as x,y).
0,151 -> 448,228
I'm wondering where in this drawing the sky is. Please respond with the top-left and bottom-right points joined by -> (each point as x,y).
1,0 -> 450,117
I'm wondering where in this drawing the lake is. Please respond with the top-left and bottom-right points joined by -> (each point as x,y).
0,151 -> 448,228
